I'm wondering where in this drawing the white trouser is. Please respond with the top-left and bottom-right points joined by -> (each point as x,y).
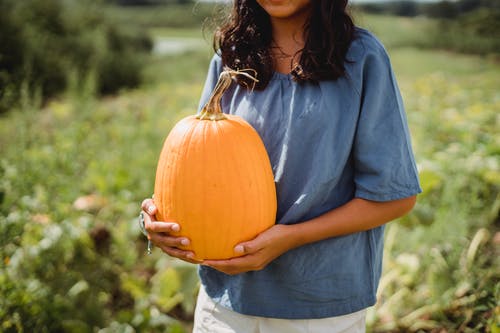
193,286 -> 366,333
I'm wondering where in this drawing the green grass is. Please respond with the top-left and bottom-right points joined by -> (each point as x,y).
103,3 -> 225,29
391,47 -> 499,77
354,13 -> 433,48
141,50 -> 213,88
388,47 -> 500,94
149,27 -> 210,39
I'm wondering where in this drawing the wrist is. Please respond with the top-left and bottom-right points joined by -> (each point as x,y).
280,223 -> 309,251
281,217 -> 331,250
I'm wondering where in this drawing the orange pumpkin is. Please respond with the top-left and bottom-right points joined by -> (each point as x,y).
153,69 -> 277,260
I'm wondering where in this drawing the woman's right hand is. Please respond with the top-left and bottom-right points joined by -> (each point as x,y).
141,198 -> 201,264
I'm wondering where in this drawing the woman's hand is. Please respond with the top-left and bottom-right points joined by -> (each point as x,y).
141,198 -> 202,264
202,224 -> 297,275
201,196 -> 418,275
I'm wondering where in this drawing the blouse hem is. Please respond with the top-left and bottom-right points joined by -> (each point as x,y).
217,295 -> 376,320
355,186 -> 422,202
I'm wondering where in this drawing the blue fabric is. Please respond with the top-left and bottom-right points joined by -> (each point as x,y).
196,28 -> 422,319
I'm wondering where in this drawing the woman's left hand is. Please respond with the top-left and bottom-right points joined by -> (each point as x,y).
202,224 -> 297,275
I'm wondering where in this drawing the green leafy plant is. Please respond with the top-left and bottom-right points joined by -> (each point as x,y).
0,0 -> 152,112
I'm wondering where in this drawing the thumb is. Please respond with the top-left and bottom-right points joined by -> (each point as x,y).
234,241 -> 257,255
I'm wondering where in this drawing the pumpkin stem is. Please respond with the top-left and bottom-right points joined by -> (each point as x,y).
197,68 -> 259,121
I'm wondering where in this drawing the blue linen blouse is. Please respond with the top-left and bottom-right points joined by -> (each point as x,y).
196,28 -> 422,319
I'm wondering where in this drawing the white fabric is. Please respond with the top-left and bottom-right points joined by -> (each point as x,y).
193,286 -> 367,333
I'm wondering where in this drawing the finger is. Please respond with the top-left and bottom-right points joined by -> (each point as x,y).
141,198 -> 157,216
145,220 -> 180,233
160,245 -> 202,264
143,209 -> 180,232
234,240 -> 262,255
149,232 -> 189,248
141,198 -> 153,210
204,252 -> 267,275
203,255 -> 252,270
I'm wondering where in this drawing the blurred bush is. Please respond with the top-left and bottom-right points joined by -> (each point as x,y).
370,71 -> 500,332
426,8 -> 500,56
0,0 -> 152,113
354,0 -> 500,56
103,2 -> 223,30
0,51 -> 210,331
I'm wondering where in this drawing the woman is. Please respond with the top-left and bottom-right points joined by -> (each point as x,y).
141,0 -> 421,332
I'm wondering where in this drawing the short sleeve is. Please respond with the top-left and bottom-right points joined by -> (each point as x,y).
197,54 -> 223,112
353,42 -> 422,202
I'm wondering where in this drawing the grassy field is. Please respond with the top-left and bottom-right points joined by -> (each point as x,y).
1,12 -> 499,333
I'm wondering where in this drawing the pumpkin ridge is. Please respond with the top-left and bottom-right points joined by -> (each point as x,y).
253,128 -> 276,228
225,119 -> 268,244
176,119 -> 201,248
203,119 -> 221,259
194,119 -> 212,256
251,122 -> 275,232
215,119 -> 246,257
189,120 -> 204,258
212,121 -> 229,257
235,120 -> 264,240
155,117 -> 194,223
161,117 -> 196,223
243,119 -> 276,229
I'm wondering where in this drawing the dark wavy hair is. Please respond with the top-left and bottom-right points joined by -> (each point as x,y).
214,0 -> 356,89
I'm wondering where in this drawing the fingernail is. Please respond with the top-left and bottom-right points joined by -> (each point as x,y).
171,224 -> 180,232
181,238 -> 190,246
147,205 -> 155,214
234,245 -> 244,254
186,253 -> 194,259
